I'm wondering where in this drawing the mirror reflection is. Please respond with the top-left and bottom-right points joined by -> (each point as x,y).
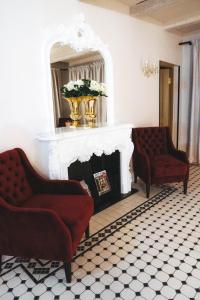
50,43 -> 106,127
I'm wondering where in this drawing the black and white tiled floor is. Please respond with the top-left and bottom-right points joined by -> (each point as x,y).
1,166 -> 200,299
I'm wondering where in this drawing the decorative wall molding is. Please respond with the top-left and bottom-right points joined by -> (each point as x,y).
37,124 -> 134,194
43,14 -> 114,132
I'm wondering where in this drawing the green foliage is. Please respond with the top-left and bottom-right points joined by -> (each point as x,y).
61,79 -> 107,98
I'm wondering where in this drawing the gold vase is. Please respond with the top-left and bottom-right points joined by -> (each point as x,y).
83,96 -> 97,127
65,97 -> 82,127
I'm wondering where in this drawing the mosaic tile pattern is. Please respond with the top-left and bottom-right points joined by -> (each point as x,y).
1,165 -> 200,299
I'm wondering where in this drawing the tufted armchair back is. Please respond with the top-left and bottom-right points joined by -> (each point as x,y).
0,149 -> 33,206
132,127 -> 168,156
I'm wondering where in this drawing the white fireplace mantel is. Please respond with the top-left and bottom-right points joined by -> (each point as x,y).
37,123 -> 134,194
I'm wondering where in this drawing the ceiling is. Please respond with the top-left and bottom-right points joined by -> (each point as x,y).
80,0 -> 200,35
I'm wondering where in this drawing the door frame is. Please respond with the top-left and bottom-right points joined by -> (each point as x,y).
159,61 -> 180,149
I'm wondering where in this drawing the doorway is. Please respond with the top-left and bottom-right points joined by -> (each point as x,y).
159,61 -> 180,148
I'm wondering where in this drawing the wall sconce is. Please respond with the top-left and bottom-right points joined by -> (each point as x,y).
142,59 -> 159,78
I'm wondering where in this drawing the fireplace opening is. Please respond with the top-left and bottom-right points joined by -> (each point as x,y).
68,150 -> 121,213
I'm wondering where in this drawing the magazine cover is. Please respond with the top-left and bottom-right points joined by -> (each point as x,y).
93,170 -> 111,196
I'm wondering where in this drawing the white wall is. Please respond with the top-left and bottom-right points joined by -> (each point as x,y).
0,0 -> 80,166
0,0 -> 181,168
81,3 -> 181,127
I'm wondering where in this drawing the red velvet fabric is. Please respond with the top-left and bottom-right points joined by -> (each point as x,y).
23,194 -> 93,252
0,150 -> 33,206
132,127 -> 189,191
134,127 -> 168,156
150,155 -> 188,181
0,148 -> 94,263
0,197 -> 72,261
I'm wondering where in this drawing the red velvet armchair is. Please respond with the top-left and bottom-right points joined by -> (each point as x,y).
132,127 -> 189,198
0,148 -> 93,282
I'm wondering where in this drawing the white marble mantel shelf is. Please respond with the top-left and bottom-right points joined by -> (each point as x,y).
37,123 -> 134,194
38,123 -> 132,140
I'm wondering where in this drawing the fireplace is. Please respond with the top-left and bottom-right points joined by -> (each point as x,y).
68,151 -> 121,212
37,123 -> 134,211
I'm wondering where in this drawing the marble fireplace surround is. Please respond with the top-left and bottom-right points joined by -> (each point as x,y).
37,123 -> 134,194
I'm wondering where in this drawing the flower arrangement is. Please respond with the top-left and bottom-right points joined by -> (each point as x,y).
61,79 -> 107,98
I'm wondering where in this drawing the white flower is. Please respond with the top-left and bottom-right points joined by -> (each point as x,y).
100,83 -> 107,95
66,81 -> 75,91
76,80 -> 84,86
62,79 -> 107,96
90,80 -> 101,92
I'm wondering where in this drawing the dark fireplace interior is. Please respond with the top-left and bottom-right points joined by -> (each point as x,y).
68,151 -> 121,213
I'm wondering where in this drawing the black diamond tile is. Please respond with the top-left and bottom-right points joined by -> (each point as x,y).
115,293 -> 121,297
156,291 -> 161,295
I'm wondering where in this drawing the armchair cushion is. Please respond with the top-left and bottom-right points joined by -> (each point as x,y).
23,194 -> 93,225
150,154 -> 188,180
0,149 -> 33,206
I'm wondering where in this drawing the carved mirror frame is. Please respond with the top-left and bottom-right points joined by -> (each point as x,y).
43,14 -> 114,132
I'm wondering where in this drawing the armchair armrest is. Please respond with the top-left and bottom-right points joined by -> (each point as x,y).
32,179 -> 88,195
165,127 -> 189,164
170,149 -> 189,164
16,148 -> 88,195
0,197 -> 73,261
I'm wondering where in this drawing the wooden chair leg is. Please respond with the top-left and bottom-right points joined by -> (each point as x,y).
64,262 -> 71,283
85,225 -> 90,239
183,180 -> 188,194
146,183 -> 150,198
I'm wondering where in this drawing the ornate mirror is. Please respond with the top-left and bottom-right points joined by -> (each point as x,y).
50,43 -> 106,127
44,15 -> 114,131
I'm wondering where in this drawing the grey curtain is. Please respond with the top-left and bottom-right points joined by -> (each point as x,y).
188,40 -> 200,163
68,60 -> 106,123
179,45 -> 193,152
51,68 -> 62,127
